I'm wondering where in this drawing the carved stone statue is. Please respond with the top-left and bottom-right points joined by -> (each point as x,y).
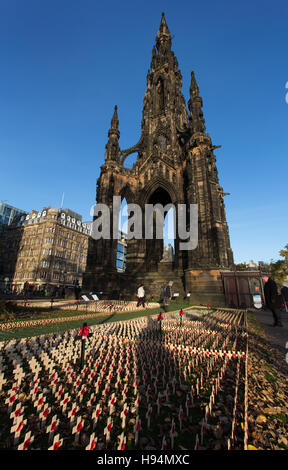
167,243 -> 174,261
160,243 -> 174,262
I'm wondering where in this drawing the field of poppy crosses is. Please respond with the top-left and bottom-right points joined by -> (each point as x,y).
0,309 -> 249,450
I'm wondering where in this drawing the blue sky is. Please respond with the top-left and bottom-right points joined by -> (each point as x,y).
0,0 -> 287,264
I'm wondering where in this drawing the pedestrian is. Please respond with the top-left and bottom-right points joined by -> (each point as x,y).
160,285 -> 166,302
262,276 -> 283,327
137,284 -> 145,308
281,283 -> 288,312
163,281 -> 173,312
61,286 -> 66,299
74,280 -> 81,300
23,281 -> 28,296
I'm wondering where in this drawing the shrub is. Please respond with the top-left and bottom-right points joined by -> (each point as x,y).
0,300 -> 18,320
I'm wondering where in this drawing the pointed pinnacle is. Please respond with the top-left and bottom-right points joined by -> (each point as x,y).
110,105 -> 119,130
157,12 -> 171,39
190,71 -> 199,97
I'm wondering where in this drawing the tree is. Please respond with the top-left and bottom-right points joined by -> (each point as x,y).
235,262 -> 249,271
279,244 -> 288,262
270,244 -> 288,284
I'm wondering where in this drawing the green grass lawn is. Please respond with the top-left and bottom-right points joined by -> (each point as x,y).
0,301 -> 195,341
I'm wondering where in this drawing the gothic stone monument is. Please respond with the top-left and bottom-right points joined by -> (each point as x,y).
83,13 -> 234,305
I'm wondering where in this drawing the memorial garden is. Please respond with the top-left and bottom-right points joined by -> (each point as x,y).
0,301 -> 287,451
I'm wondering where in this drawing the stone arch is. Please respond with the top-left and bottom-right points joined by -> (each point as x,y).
141,176 -> 178,207
118,183 -> 136,205
143,182 -> 177,271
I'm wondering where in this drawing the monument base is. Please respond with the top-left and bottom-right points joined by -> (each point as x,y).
184,268 -> 226,307
83,265 -> 184,301
83,265 -> 229,307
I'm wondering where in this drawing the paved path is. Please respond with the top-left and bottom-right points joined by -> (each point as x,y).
252,307 -> 288,357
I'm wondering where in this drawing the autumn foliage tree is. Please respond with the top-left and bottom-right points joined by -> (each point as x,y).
270,244 -> 288,284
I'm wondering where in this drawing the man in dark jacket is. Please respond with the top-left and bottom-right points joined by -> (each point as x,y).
263,276 -> 283,326
281,284 -> 288,312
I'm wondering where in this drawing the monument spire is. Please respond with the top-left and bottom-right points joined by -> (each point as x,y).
155,12 -> 172,54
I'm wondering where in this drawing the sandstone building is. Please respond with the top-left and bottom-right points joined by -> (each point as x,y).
0,207 -> 91,293
84,13 -> 234,305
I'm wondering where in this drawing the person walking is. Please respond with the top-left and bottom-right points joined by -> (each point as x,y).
263,276 -> 283,327
160,285 -> 166,302
137,284 -> 146,308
